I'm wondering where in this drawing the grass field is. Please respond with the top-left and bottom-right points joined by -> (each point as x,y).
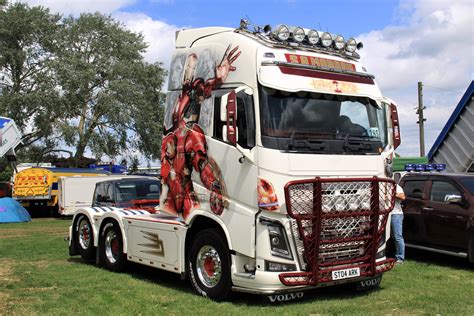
1,218 -> 473,315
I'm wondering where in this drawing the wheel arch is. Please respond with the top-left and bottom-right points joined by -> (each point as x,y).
185,213 -> 233,261
71,208 -> 100,249
98,212 -> 128,254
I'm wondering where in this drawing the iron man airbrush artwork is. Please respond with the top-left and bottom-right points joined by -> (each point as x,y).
160,45 -> 241,219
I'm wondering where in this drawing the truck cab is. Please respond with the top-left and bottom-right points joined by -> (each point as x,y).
69,20 -> 400,302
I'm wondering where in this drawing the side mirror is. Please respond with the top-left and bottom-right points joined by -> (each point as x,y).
390,103 -> 401,149
445,194 -> 462,204
221,90 -> 237,146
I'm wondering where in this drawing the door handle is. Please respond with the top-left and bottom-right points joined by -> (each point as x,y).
422,207 -> 433,212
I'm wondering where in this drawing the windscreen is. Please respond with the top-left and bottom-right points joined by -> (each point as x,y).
259,86 -> 388,154
115,180 -> 161,202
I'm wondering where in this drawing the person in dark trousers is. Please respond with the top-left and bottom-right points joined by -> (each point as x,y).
391,184 -> 406,264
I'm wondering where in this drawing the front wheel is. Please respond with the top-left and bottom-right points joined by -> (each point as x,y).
73,214 -> 95,260
188,229 -> 231,301
99,221 -> 127,272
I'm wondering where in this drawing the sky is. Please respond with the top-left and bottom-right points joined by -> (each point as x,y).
15,0 -> 474,159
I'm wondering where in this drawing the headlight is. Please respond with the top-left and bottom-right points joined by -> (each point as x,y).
307,29 -> 319,45
321,32 -> 332,47
346,37 -> 357,52
292,26 -> 305,43
260,217 -> 293,260
273,24 -> 290,41
334,35 -> 345,50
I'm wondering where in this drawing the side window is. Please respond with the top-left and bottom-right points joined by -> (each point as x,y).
430,181 -> 461,202
93,183 -> 106,203
403,180 -> 425,198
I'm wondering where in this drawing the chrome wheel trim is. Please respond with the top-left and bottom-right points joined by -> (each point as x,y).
105,230 -> 119,264
196,245 -> 222,288
78,218 -> 91,250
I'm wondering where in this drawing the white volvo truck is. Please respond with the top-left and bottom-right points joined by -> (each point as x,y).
69,20 -> 401,302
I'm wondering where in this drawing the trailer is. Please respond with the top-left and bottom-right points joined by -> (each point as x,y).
69,20 -> 400,301
13,167 -> 110,216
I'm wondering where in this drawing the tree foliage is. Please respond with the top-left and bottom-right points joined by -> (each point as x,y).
0,3 -> 61,150
52,13 -> 166,160
0,4 -> 166,164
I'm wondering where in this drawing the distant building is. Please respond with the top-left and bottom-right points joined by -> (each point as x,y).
428,81 -> 473,173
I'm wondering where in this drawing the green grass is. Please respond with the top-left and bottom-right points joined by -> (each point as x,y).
1,218 -> 473,315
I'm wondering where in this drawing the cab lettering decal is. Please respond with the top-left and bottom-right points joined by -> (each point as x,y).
285,53 -> 356,72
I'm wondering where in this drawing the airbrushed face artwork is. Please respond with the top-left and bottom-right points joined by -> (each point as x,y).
160,45 -> 241,219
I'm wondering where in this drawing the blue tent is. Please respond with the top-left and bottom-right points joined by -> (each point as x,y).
0,197 -> 31,223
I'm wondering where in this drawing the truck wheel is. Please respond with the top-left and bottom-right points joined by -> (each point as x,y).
99,221 -> 127,272
188,229 -> 231,301
74,214 -> 95,260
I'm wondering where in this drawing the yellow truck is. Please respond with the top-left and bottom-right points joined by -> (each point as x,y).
13,167 -> 109,216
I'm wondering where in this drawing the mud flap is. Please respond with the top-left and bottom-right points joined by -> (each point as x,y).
356,275 -> 382,291
69,235 -> 79,256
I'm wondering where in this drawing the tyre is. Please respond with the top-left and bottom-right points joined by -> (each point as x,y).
73,214 -> 95,260
99,221 -> 127,272
188,229 -> 232,301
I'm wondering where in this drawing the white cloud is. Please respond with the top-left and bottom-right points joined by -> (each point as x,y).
358,0 -> 473,156
114,12 -> 179,68
17,0 -> 136,15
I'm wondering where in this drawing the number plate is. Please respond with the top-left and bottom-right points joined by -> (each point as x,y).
331,267 -> 360,281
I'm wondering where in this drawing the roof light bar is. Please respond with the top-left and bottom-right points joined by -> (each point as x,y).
404,163 -> 446,172
239,19 -> 363,58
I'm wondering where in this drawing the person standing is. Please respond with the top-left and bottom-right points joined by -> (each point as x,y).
391,184 -> 406,264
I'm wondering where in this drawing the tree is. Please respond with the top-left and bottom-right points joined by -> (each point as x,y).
52,13 -> 166,162
0,3 -> 62,151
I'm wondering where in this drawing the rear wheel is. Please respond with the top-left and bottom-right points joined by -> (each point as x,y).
73,214 -> 95,260
99,221 -> 127,272
188,229 -> 231,301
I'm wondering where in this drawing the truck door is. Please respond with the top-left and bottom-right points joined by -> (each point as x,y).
199,86 -> 258,257
423,179 -> 469,249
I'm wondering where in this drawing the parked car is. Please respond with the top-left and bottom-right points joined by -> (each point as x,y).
399,173 -> 474,263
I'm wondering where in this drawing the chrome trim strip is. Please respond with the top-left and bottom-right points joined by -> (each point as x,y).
405,243 -> 468,258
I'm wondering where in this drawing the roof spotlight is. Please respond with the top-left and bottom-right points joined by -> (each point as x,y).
321,32 -> 332,47
292,26 -> 305,43
307,29 -> 319,45
273,24 -> 290,41
334,35 -> 345,50
357,42 -> 364,50
346,37 -> 357,52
